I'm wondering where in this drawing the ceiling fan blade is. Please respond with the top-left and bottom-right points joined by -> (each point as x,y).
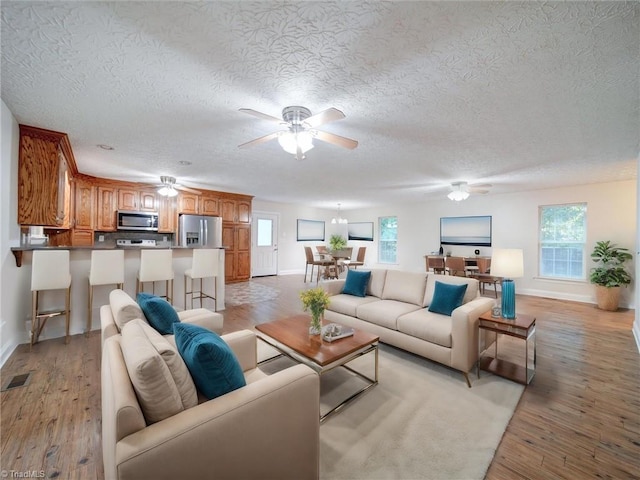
313,130 -> 358,150
304,107 -> 345,128
239,108 -> 283,124
469,183 -> 492,189
175,184 -> 202,195
238,131 -> 281,149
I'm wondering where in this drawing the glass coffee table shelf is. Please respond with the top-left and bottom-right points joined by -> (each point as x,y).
478,311 -> 536,385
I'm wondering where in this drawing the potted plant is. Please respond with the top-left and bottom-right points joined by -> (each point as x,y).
589,240 -> 633,311
329,234 -> 347,252
299,287 -> 331,335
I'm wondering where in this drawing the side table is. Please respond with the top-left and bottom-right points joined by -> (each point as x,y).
478,311 -> 536,385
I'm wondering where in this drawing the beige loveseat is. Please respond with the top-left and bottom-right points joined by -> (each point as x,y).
100,290 -> 320,480
323,270 -> 494,386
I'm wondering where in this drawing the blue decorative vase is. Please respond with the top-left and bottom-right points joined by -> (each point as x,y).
501,279 -> 516,319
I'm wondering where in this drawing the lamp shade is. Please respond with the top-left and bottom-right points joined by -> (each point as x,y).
490,248 -> 524,278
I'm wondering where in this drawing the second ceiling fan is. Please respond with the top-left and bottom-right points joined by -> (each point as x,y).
238,106 -> 358,160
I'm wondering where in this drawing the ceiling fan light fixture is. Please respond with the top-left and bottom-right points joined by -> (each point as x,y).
278,131 -> 314,155
158,185 -> 178,197
447,189 -> 470,201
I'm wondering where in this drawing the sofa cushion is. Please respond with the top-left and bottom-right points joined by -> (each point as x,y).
366,269 -> 387,298
120,320 -> 190,424
342,269 -> 371,297
381,270 -> 428,306
428,281 -> 468,316
174,323 -> 246,400
177,308 -> 224,334
356,300 -> 422,330
137,293 -> 180,335
397,309 -> 453,348
424,275 -> 478,307
110,289 -> 146,330
327,294 -> 380,317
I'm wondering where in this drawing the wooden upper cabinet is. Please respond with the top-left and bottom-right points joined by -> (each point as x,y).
201,195 -> 220,216
178,193 -> 199,215
118,188 -> 157,212
118,189 -> 138,211
18,125 -> 77,227
74,178 -> 95,229
157,194 -> 175,233
139,191 -> 157,212
97,186 -> 117,231
221,197 -> 252,223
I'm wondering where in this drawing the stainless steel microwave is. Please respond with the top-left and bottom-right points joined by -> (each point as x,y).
117,210 -> 159,231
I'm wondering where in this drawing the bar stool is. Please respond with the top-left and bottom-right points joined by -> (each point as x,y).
88,250 -> 124,335
136,249 -> 174,304
30,250 -> 71,347
184,249 -> 218,310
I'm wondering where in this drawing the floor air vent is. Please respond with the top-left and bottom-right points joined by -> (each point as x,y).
2,372 -> 32,391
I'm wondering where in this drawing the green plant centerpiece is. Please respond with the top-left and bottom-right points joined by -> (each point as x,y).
329,234 -> 347,252
589,240 -> 633,311
300,287 -> 331,335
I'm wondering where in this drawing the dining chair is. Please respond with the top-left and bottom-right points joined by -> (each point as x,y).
445,256 -> 467,276
426,255 -> 445,274
304,246 -> 334,283
345,247 -> 366,269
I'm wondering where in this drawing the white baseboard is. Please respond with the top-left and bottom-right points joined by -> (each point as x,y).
519,288 -> 594,305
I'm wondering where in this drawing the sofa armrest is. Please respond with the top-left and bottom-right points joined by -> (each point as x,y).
114,364 -> 320,480
222,329 -> 257,372
323,279 -> 345,296
450,297 -> 494,373
100,304 -> 120,347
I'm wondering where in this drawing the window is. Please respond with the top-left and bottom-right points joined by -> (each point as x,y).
379,216 -> 398,264
539,203 -> 587,280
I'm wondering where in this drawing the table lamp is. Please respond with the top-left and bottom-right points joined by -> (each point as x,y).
490,248 -> 524,319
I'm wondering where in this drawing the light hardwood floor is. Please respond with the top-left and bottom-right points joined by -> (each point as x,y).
1,274 -> 639,479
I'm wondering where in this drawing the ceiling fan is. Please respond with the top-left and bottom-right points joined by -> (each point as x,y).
155,176 -> 201,197
447,182 -> 492,201
238,106 -> 358,160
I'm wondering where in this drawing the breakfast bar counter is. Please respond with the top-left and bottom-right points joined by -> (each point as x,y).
8,245 -> 226,343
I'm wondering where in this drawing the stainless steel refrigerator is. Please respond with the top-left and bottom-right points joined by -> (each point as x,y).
178,214 -> 222,247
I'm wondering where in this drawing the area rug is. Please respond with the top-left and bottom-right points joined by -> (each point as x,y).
224,281 -> 280,306
259,343 -> 524,480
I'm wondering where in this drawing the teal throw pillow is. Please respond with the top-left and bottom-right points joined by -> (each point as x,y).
173,323 -> 246,400
137,292 -> 180,335
342,269 -> 371,297
428,281 -> 468,316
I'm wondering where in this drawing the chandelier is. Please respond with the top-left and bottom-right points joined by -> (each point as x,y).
331,203 -> 348,224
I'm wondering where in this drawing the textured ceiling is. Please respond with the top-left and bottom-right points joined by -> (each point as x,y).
1,1 -> 638,209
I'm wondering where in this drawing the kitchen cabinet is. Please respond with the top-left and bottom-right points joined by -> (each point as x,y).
71,177 -> 95,246
200,195 -> 220,216
223,224 -> 251,283
97,186 -> 117,231
221,197 -> 251,224
178,193 -> 199,215
18,125 -> 76,227
157,194 -> 175,233
118,189 -> 157,212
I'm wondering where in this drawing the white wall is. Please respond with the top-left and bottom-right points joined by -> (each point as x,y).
256,179 -> 637,308
1,100 -> 29,364
635,155 -> 640,351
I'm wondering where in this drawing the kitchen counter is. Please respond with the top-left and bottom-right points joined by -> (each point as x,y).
10,245 -> 227,267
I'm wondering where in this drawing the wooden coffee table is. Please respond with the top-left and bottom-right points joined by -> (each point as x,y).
255,314 -> 379,422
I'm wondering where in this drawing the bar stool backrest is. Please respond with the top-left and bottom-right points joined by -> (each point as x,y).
190,249 -> 219,279
90,250 -> 125,286
139,249 -> 174,282
31,250 -> 71,291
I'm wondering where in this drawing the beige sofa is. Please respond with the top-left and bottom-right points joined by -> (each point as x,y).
323,270 -> 494,386
100,290 -> 320,480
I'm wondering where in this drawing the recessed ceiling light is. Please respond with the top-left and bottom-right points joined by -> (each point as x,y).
178,160 -> 192,165
97,144 -> 114,150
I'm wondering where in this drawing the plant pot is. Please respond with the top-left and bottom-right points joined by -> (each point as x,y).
595,285 -> 621,311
